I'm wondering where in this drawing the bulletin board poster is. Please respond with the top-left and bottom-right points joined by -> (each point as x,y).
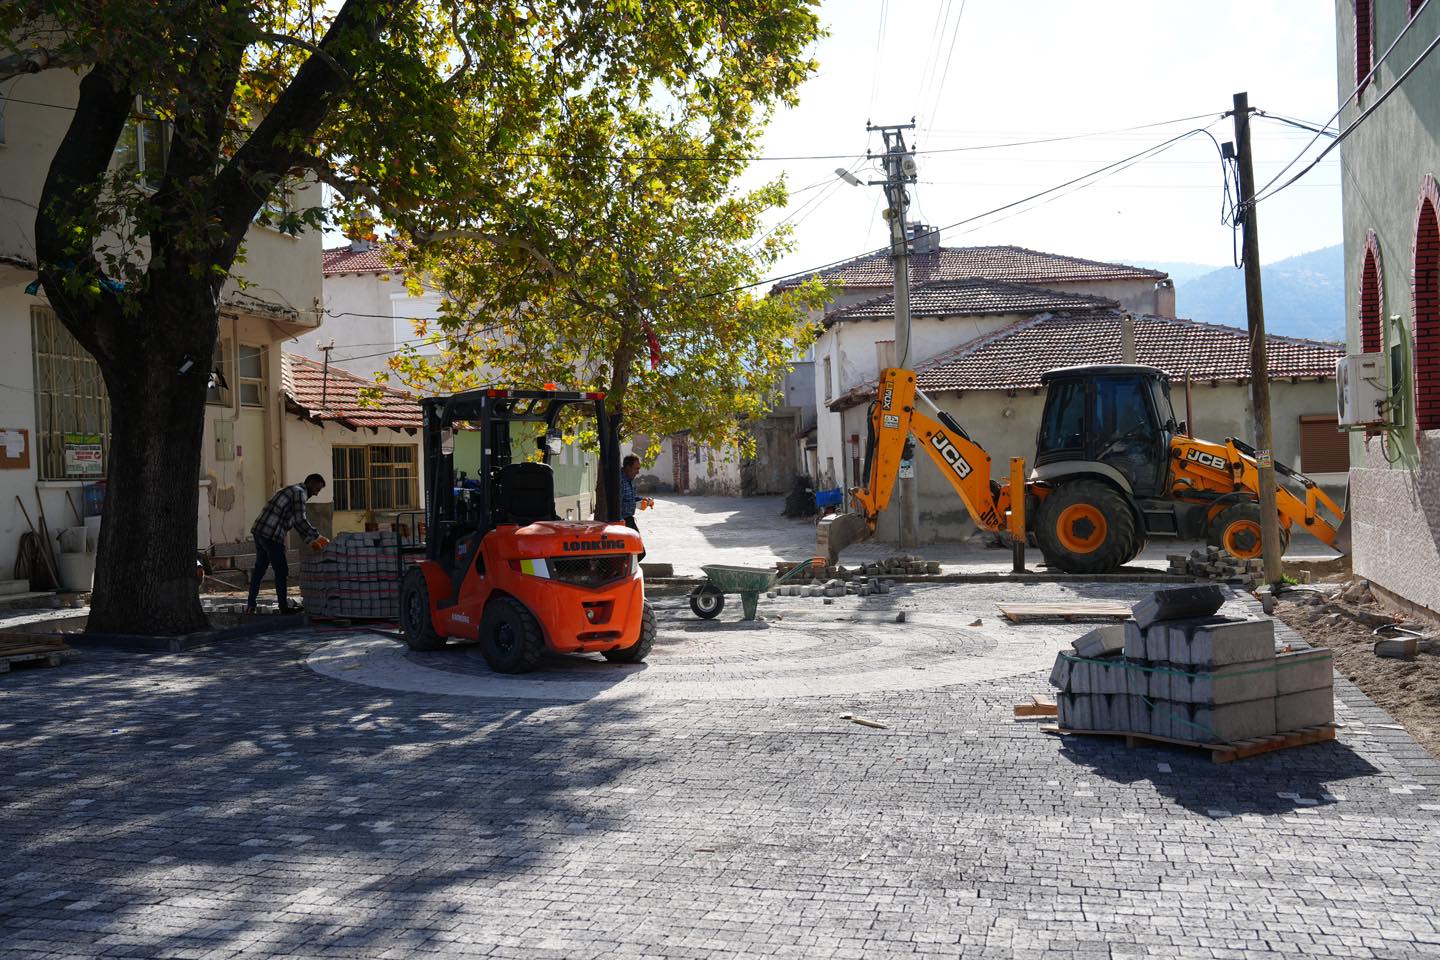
63,433 -> 104,478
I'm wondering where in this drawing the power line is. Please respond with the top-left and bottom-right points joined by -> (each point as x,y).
1252,24 -> 1440,206
1251,7 -> 1433,202
923,0 -> 967,128
714,124 -> 1220,298
866,0 -> 890,117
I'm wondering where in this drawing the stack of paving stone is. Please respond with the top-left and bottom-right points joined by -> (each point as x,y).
775,556 -> 941,584
300,531 -> 407,620
771,577 -> 894,600
1048,585 -> 1334,744
1166,546 -> 1264,584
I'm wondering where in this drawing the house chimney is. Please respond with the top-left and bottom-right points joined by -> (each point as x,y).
348,237 -> 374,253
1120,312 -> 1137,363
908,222 -> 940,256
1154,278 -> 1176,318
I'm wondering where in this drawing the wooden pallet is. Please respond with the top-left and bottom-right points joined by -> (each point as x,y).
1042,723 -> 1337,763
0,635 -> 71,674
1013,694 -> 1058,718
996,601 -> 1132,623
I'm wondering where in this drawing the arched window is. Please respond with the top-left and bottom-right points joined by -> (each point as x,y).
1415,176 -> 1440,432
1360,230 -> 1384,354
1356,0 -> 1375,91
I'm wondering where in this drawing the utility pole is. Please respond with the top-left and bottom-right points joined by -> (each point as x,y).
868,120 -> 918,548
1231,91 -> 1284,588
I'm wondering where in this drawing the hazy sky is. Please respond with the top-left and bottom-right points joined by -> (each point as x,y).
744,0 -> 1343,281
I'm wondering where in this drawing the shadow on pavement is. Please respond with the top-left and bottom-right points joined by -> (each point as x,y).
0,630 -> 658,958
1056,731 -> 1379,817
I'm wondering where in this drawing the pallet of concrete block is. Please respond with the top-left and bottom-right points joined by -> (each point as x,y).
1045,585 -> 1337,762
300,531 -> 405,620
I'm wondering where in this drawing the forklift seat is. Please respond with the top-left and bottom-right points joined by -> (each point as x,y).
495,462 -> 559,526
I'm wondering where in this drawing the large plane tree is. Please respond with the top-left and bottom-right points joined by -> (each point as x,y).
1,1 -> 821,634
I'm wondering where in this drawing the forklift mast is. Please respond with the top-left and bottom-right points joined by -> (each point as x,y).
418,389 -> 620,564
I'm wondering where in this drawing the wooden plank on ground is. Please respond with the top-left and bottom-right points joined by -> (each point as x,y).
1041,724 -> 1337,763
997,601 -> 1132,623
1013,702 -> 1058,718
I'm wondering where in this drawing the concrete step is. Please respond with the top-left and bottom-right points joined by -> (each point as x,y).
0,579 -> 31,596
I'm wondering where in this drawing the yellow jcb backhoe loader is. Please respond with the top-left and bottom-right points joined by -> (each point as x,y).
819,364 -> 1349,574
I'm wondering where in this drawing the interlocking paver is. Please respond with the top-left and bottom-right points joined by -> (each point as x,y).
0,580 -> 1436,958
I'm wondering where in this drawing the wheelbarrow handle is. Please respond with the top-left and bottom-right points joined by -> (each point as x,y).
771,557 -> 818,588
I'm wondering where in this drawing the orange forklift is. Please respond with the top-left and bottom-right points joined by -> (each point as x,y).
398,387 -> 655,673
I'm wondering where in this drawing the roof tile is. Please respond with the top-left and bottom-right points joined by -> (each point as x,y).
823,278 -> 1117,326
777,244 -> 1166,291
281,353 -> 422,431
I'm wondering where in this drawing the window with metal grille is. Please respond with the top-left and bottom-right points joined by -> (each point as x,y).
31,307 -> 110,480
1299,415 -> 1349,474
112,96 -> 168,190
1356,0 -> 1375,92
331,444 -> 418,511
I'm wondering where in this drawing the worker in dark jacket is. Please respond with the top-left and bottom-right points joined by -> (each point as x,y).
620,455 -> 653,561
245,474 -> 329,614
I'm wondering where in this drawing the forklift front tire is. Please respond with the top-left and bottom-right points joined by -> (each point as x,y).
604,602 -> 657,664
480,596 -> 546,674
399,568 -> 447,651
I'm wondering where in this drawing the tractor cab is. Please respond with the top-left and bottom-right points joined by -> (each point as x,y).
1035,364 -> 1181,498
399,387 -> 655,672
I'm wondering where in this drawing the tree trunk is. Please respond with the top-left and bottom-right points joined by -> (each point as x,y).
592,331 -> 638,519
85,296 -> 215,636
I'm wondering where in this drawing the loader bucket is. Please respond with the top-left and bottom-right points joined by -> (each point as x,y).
817,511 -> 873,566
1330,510 -> 1352,556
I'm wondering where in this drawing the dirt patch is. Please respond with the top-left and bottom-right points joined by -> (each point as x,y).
1275,585 -> 1440,758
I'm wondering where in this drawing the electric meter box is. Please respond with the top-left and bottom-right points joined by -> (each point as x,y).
1336,353 -> 1388,426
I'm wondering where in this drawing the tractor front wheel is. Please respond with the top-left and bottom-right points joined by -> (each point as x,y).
1207,503 -> 1291,560
399,567 -> 447,651
1035,480 -> 1137,575
480,596 -> 546,674
603,602 -> 657,664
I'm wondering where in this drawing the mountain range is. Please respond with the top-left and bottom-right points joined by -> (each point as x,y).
1134,244 -> 1345,343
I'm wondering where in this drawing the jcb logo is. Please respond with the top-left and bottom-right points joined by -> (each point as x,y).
930,434 -> 972,479
1186,449 -> 1228,471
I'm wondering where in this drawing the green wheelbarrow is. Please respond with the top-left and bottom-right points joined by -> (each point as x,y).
689,559 -> 817,621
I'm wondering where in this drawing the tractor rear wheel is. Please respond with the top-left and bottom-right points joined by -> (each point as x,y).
399,568 -> 447,651
479,596 -> 546,674
604,602 -> 657,664
1035,479 -> 1137,575
1207,503 -> 1291,560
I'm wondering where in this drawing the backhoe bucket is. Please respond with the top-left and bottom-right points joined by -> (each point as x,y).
817,512 -> 872,566
1330,511 -> 1352,556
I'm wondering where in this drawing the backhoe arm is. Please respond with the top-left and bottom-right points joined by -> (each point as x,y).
1170,435 -> 1348,549
851,368 -> 1010,535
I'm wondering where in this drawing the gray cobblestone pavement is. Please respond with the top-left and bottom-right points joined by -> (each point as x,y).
638,495 -> 1343,576
3,581 -> 1438,959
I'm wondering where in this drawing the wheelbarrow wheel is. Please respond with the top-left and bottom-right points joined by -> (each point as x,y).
689,584 -> 725,620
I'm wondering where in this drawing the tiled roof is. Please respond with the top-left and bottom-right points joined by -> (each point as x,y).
823,278 -> 1117,326
281,353 -> 421,431
830,311 -> 1342,409
776,244 -> 1167,291
322,242 -> 398,276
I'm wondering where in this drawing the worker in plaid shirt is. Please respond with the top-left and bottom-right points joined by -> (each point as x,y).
245,474 -> 329,614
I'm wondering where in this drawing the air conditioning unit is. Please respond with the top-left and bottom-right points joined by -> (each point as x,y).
1336,353 -> 1388,426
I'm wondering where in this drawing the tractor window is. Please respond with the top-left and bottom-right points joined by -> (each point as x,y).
1037,380 -> 1086,456
1094,377 -> 1162,494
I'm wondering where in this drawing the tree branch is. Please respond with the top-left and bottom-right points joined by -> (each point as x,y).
34,61 -> 135,361
0,47 -> 84,83
253,31 -> 348,78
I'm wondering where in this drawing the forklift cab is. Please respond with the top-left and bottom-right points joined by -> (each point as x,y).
420,388 -> 620,583
1035,365 -> 1181,497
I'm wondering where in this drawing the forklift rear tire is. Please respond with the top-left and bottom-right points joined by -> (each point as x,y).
1035,479 -> 1136,575
1207,503 -> 1291,560
400,568 -> 447,651
689,584 -> 725,620
604,602 -> 657,664
479,596 -> 546,674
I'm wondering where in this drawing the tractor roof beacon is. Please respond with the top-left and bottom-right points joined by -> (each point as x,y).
398,387 -> 656,673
